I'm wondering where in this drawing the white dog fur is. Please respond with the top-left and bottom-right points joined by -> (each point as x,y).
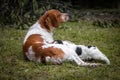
53,40 -> 110,65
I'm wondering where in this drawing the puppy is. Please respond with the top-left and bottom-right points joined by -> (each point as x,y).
53,40 -> 110,65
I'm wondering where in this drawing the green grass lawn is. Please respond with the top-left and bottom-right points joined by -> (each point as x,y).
0,22 -> 120,80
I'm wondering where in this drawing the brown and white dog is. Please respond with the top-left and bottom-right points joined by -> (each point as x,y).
23,9 -> 101,66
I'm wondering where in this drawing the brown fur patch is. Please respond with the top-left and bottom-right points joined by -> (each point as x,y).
39,9 -> 64,32
23,34 -> 44,53
32,44 -> 64,64
23,34 -> 64,64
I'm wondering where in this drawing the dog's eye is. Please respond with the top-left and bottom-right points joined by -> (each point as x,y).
87,45 -> 92,48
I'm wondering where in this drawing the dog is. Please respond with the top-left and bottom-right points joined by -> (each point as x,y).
53,40 -> 110,65
23,9 -> 103,67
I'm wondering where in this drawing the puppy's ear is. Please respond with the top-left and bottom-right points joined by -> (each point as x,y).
75,47 -> 82,55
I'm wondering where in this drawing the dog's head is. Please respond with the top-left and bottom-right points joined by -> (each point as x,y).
39,9 -> 69,32
86,46 -> 102,54
86,46 -> 110,64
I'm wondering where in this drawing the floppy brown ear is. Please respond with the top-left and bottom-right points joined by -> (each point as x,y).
39,13 -> 59,32
45,13 -> 59,29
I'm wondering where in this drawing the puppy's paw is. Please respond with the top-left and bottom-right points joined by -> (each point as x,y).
89,63 -> 103,68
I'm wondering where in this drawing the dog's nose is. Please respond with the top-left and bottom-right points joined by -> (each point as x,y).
65,10 -> 72,19
68,13 -> 72,20
61,13 -> 70,22
63,12 -> 71,21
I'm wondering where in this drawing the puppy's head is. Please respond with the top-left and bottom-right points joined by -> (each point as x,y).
87,46 -> 110,64
39,9 -> 69,32
87,46 -> 99,53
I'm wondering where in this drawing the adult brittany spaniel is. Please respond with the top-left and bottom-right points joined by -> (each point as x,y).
23,9 -> 103,66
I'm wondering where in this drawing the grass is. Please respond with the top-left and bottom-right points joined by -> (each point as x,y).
0,21 -> 120,80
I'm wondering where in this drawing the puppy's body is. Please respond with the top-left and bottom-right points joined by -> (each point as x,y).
54,40 -> 110,65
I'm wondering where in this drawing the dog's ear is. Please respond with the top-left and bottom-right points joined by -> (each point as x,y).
75,47 -> 82,55
45,13 -> 59,29
39,14 -> 59,32
39,13 -> 59,32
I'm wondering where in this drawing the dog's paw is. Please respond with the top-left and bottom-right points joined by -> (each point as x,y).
89,63 -> 103,68
51,58 -> 63,65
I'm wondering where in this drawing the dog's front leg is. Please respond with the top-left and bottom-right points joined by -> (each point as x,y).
72,53 -> 102,67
